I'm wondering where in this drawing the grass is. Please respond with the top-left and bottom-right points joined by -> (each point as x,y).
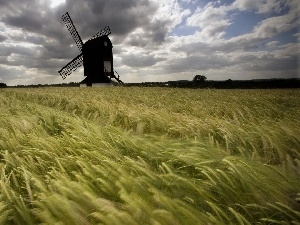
0,87 -> 299,224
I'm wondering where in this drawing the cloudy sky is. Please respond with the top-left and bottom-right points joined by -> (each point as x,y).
0,0 -> 299,85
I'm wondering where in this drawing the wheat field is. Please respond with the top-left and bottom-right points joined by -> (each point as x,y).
0,87 -> 299,224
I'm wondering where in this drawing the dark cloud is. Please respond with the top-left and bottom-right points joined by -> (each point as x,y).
124,20 -> 169,48
126,33 -> 150,47
1,0 -> 49,32
122,54 -> 165,68
147,20 -> 169,44
0,65 -> 24,81
242,55 -> 299,72
0,0 -> 169,80
165,46 -> 299,75
172,37 -> 270,57
0,44 -> 37,58
165,55 -> 233,73
4,12 -> 43,32
0,34 -> 7,42
60,0 -> 159,41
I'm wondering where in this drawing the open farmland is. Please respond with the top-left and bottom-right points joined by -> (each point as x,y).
0,87 -> 299,224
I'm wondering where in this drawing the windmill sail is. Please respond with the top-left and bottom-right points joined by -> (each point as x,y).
58,53 -> 83,79
62,12 -> 84,52
89,26 -> 111,41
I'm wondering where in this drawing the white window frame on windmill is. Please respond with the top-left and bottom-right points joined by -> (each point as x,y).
104,61 -> 112,72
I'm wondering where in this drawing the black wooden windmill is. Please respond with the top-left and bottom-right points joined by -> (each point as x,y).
58,12 -> 123,86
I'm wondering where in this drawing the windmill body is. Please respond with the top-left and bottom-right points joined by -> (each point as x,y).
81,36 -> 114,86
58,12 -> 123,86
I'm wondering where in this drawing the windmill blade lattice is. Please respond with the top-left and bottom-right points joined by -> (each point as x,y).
89,26 -> 111,41
58,53 -> 83,79
62,12 -> 84,52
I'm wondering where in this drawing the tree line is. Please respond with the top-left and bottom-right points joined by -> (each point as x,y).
1,76 -> 299,89
0,83 -> 7,88
0,82 -> 80,88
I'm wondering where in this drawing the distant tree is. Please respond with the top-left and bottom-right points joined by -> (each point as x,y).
193,75 -> 207,83
0,83 -> 7,88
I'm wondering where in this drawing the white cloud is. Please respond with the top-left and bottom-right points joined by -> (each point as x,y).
266,41 -> 279,48
232,0 -> 284,14
186,3 -> 231,40
254,14 -> 298,38
186,3 -> 229,27
223,0 -> 299,50
48,0 -> 66,8
293,33 -> 300,42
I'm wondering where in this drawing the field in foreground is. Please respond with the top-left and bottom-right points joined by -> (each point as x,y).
0,87 -> 299,225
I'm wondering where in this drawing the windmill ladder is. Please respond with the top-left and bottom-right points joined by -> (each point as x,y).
104,68 -> 124,84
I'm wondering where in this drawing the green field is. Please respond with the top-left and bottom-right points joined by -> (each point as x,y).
0,87 -> 299,224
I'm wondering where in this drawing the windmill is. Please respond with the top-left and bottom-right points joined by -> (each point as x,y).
58,12 -> 123,87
